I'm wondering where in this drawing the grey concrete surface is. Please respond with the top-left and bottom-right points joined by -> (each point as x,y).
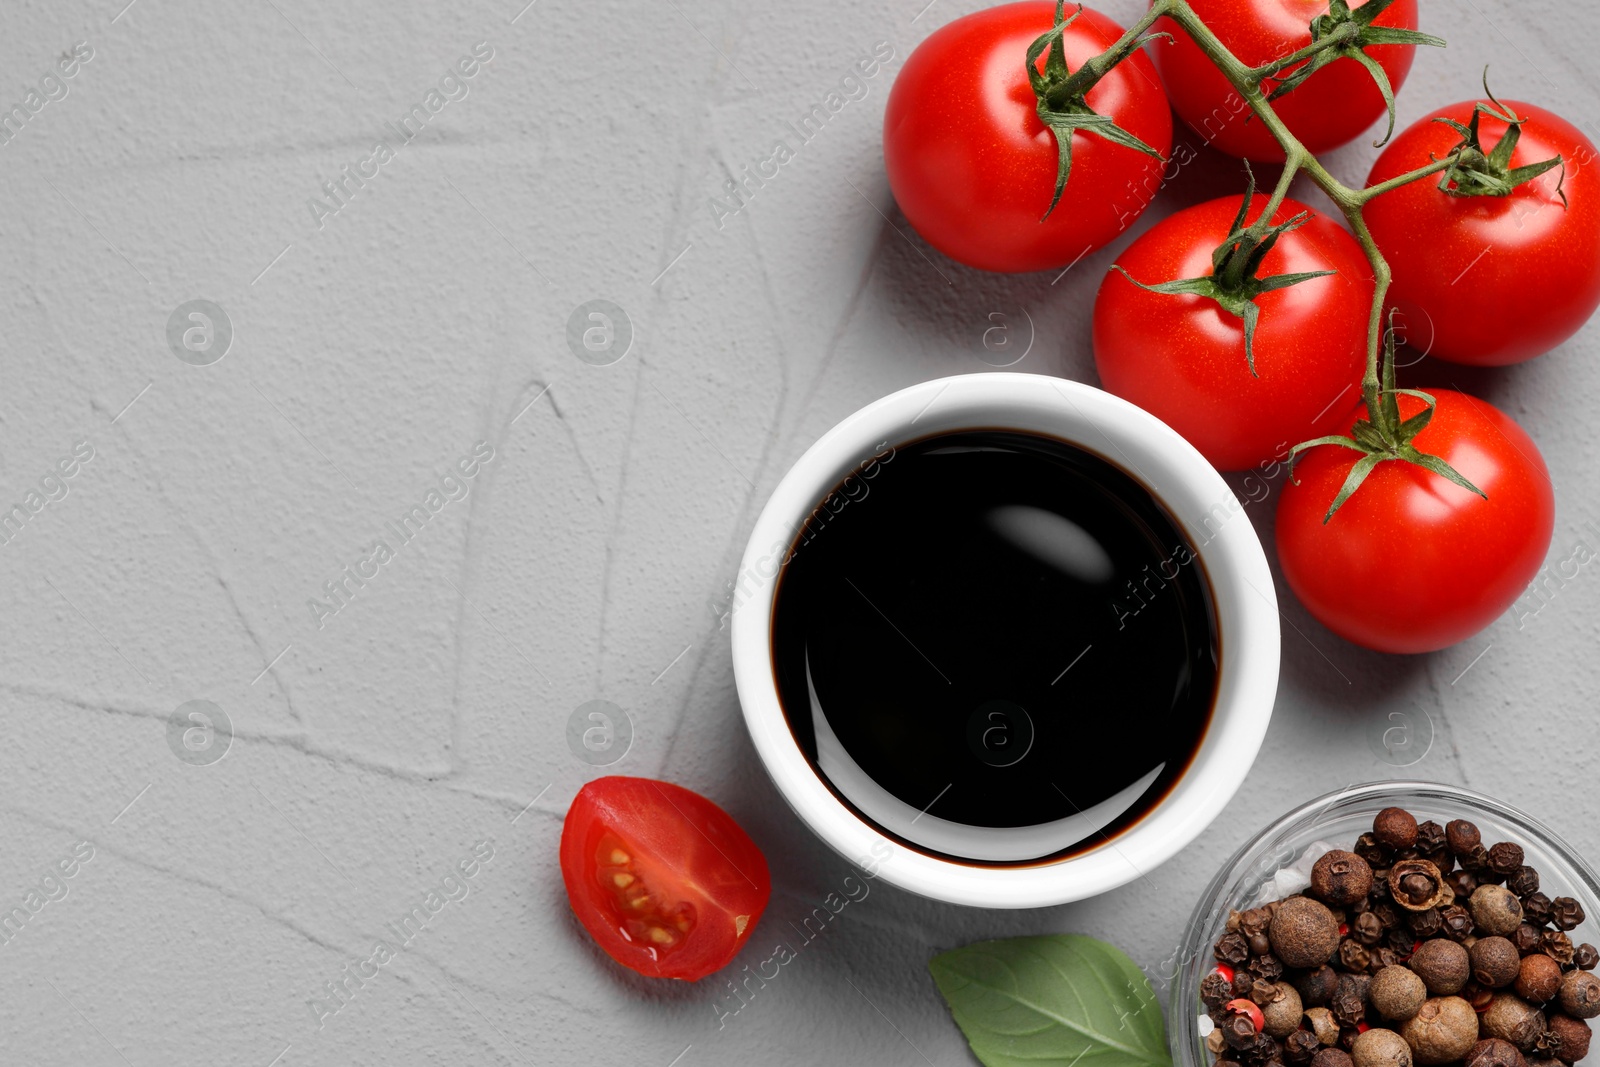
3,0 -> 1598,1064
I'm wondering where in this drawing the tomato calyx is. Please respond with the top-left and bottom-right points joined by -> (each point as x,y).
1259,0 -> 1445,149
1027,2 -> 1169,220
1288,312 -> 1487,522
1109,166 -> 1335,377
1432,72 -> 1567,203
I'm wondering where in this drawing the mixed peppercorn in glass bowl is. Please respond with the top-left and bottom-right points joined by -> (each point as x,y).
1174,784 -> 1600,1067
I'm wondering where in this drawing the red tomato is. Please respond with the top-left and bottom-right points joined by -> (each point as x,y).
560,776 -> 770,980
1276,391 -> 1554,654
1152,0 -> 1420,162
1093,194 -> 1371,470
884,2 -> 1172,272
1365,100 -> 1600,366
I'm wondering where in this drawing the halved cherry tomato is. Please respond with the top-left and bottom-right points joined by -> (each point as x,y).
560,776 -> 770,980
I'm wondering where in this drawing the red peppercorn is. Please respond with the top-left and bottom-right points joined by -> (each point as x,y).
1215,963 -> 1236,984
1226,998 -> 1266,1032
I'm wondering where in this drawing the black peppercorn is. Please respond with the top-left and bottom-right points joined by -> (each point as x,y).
1461,843 -> 1494,874
1376,807 -> 1420,850
1243,1033 -> 1284,1066
1543,931 -> 1576,968
1203,971 -> 1234,1008
1298,965 -> 1341,1008
1516,924 -> 1547,956
1332,974 -> 1370,1027
1358,833 -> 1396,869
1288,1031 -> 1322,1064
1340,939 -> 1373,973
1235,972 -> 1258,1001
1219,932 -> 1252,966
1441,905 -> 1476,942
1388,925 -> 1420,955
1410,909 -> 1445,939
1373,947 -> 1403,973
1416,820 -> 1447,854
1353,910 -> 1385,946
1241,907 -> 1273,937
1550,898 -> 1585,933
1225,1013 -> 1261,1049
1490,843 -> 1528,877
1448,870 -> 1481,900
1374,903 -> 1403,930
1254,954 -> 1286,982
1576,944 -> 1599,971
1524,893 -> 1555,926
1508,866 -> 1541,898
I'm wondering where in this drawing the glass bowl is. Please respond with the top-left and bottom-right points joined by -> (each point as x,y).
1170,781 -> 1600,1067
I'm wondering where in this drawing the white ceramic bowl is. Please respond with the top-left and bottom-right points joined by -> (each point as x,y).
731,373 -> 1281,908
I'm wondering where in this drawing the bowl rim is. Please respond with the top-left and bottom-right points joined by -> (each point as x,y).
731,372 -> 1281,908
1168,779 -> 1600,1067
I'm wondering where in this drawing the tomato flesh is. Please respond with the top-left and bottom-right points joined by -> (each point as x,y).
1365,100 -> 1600,366
560,776 -> 769,980
884,2 -> 1172,272
1276,391 -> 1555,654
1152,0 -> 1420,162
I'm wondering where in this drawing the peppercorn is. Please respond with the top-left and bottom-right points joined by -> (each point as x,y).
1482,994 -> 1548,1052
1249,932 -> 1273,957
1247,1033 -> 1286,1066
1473,937 -> 1525,989
1466,1038 -> 1528,1067
1544,931 -> 1576,968
1241,907 -> 1273,936
1517,924 -> 1547,956
1508,867 -> 1541,898
1352,911 -> 1385,946
1264,982 -> 1306,1038
1225,1012 -> 1261,1050
1342,939 -> 1374,974
1448,870 -> 1482,901
1518,954 -> 1565,1004
1297,965 -> 1340,1008
1371,965 -> 1429,1021
1256,955 -> 1288,983
1576,944 -> 1599,971
1461,844 -> 1494,874
1373,948 -> 1403,974
1550,898 -> 1585,933
1558,970 -> 1600,1020
1440,905 -> 1476,942
1410,938 -> 1471,995
1401,996 -> 1482,1064
1314,1049 -> 1356,1067
1546,1014 -> 1591,1064
1273,897 -> 1343,969
1392,861 -> 1450,912
1490,844 -> 1528,877
1466,982 -> 1499,1013
1415,821 -> 1446,855
1288,1030 -> 1323,1064
1353,1027 -> 1415,1067
1219,932 -> 1253,966
1358,833 -> 1397,869
1308,1007 -> 1341,1046
1376,808 -> 1420,851
1409,909 -> 1445,939
1332,974 -> 1371,1027
1448,820 -> 1483,856
1315,851 -> 1378,907
1208,1029 -> 1230,1056
1388,926 -> 1419,955
1473,886 -> 1528,938
1340,1028 -> 1361,1053
1253,979 -> 1282,1007
1524,894 -> 1555,926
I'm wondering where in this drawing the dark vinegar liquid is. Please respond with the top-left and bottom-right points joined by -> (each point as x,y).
770,429 -> 1219,866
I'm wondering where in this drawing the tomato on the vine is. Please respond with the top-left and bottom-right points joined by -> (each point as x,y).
1152,0 -> 1423,162
560,776 -> 770,980
1093,194 -> 1371,471
884,2 -> 1172,272
1365,100 -> 1600,366
1276,391 -> 1554,654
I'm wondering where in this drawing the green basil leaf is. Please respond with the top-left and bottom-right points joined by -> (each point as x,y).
929,934 -> 1171,1067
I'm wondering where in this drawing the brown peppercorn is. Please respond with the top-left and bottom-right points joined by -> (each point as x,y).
1544,932 -> 1577,968
1264,982 -> 1306,1038
1558,971 -> 1600,1020
1372,965 -> 1430,1021
1524,894 -> 1556,926
1219,932 -> 1253,966
1315,851 -> 1378,907
1273,897 -> 1343,969
1352,910 -> 1386,946
1287,1030 -> 1321,1064
1401,996 -> 1482,1064
1354,1027 -> 1415,1067
1410,938 -> 1472,995
1466,1038 -> 1529,1067
1377,808 -> 1421,851
1550,898 -> 1586,933
1516,924 -> 1547,956
1448,870 -> 1482,901
1473,886 -> 1528,937
1342,939 -> 1375,973
1410,909 -> 1446,939
1314,1050 -> 1356,1067
1518,954 -> 1566,1004
1299,965 -> 1341,1007
1308,1007 -> 1342,1046
1234,971 -> 1258,1001
1441,905 -> 1477,942
1254,954 -> 1287,982
1490,844 -> 1528,877
1474,937 -> 1525,989
1253,978 -> 1283,1007
1225,1012 -> 1261,1049
1250,932 -> 1273,956
1576,944 -> 1599,971
1546,1014 -> 1591,1064
1392,861 -> 1451,912
1449,820 -> 1484,856
1416,821 -> 1447,854
1373,947 -> 1403,974
1374,904 -> 1404,930
1461,844 -> 1494,874
1333,974 -> 1372,1027
1508,867 -> 1541,898
1208,1029 -> 1229,1055
1359,833 -> 1397,869
1482,994 -> 1549,1052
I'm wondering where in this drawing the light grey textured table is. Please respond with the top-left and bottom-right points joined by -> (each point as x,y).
3,1 -> 1598,1064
